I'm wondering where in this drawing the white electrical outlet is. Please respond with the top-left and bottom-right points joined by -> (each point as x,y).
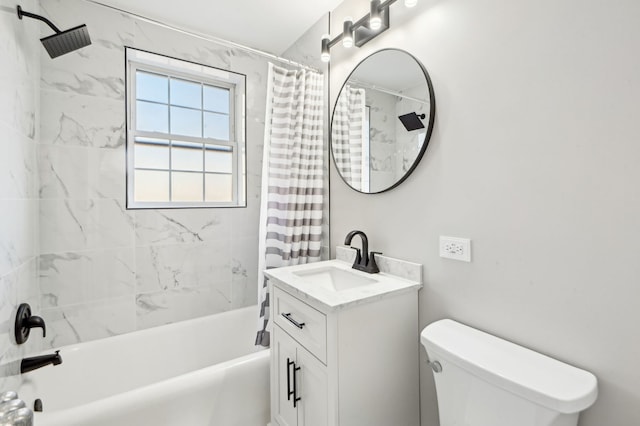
439,236 -> 471,262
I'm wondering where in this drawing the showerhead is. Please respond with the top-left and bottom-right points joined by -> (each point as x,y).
41,25 -> 92,59
17,5 -> 91,59
398,112 -> 426,131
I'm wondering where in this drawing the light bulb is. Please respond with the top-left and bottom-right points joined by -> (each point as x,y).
369,16 -> 382,30
369,0 -> 382,30
342,17 -> 354,48
405,0 -> 418,7
321,35 -> 331,62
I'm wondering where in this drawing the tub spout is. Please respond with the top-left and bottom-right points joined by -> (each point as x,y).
20,350 -> 62,374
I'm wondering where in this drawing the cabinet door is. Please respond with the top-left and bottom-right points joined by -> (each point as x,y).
273,326 -> 299,426
297,345 -> 328,426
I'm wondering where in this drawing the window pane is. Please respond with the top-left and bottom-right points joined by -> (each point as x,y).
172,141 -> 203,171
172,172 -> 203,202
204,86 -> 229,113
135,170 -> 169,202
127,49 -> 246,208
205,173 -> 233,202
136,71 -> 168,103
137,101 -> 168,133
205,147 -> 232,174
170,106 -> 202,137
204,112 -> 229,140
170,78 -> 201,109
134,138 -> 170,169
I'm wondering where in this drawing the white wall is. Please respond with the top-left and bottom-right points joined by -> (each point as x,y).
0,0 -> 41,390
328,0 -> 640,424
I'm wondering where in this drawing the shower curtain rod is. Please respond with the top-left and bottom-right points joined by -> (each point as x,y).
83,0 -> 321,73
348,78 -> 430,106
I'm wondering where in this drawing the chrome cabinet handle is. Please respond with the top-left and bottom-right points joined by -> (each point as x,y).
281,312 -> 305,329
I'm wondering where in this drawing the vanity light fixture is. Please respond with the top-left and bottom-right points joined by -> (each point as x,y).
320,0 -> 417,62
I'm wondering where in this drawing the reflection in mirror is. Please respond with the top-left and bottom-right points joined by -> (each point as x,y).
331,49 -> 435,193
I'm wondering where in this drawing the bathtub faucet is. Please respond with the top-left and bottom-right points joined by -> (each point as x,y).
20,350 -> 62,374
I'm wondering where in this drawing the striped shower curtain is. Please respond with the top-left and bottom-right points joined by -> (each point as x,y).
255,64 -> 324,347
331,85 -> 366,190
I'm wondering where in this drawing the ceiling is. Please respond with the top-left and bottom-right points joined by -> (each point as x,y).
90,0 -> 342,55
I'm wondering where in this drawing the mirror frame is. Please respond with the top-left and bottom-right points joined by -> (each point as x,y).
330,48 -> 436,194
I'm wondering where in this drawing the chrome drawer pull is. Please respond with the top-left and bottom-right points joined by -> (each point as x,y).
282,312 -> 305,329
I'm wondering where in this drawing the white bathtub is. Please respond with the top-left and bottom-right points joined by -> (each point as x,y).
18,306 -> 270,426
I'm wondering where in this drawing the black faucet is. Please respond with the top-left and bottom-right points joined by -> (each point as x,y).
20,351 -> 62,374
344,230 -> 380,274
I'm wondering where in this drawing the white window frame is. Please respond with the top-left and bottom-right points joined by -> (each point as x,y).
125,47 -> 246,209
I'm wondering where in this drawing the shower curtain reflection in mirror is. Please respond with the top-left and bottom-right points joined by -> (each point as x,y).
332,86 -> 367,191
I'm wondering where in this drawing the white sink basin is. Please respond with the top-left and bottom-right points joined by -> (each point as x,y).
265,259 -> 422,310
292,266 -> 377,292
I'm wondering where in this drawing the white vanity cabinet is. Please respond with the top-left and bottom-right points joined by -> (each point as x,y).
272,324 -> 328,426
267,260 -> 421,426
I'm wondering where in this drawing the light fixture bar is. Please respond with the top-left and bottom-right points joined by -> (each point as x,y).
320,0 -> 404,61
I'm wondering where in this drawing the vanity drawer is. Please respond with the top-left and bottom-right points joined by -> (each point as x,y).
273,287 -> 327,363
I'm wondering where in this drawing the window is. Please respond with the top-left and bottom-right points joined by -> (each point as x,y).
126,48 -> 246,208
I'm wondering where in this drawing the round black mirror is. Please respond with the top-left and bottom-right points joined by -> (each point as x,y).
331,49 -> 435,193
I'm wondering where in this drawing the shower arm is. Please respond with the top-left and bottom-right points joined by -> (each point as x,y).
16,5 -> 62,34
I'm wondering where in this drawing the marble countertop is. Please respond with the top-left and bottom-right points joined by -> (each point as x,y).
265,259 -> 422,312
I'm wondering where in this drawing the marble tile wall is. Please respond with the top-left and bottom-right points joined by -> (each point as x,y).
0,0 -> 331,361
367,89 -> 398,190
0,0 -> 41,391
394,86 -> 429,178
36,0 -> 280,347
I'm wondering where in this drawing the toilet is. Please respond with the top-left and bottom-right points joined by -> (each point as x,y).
420,319 -> 598,426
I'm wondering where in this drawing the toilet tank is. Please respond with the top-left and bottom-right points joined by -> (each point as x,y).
421,320 -> 597,426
